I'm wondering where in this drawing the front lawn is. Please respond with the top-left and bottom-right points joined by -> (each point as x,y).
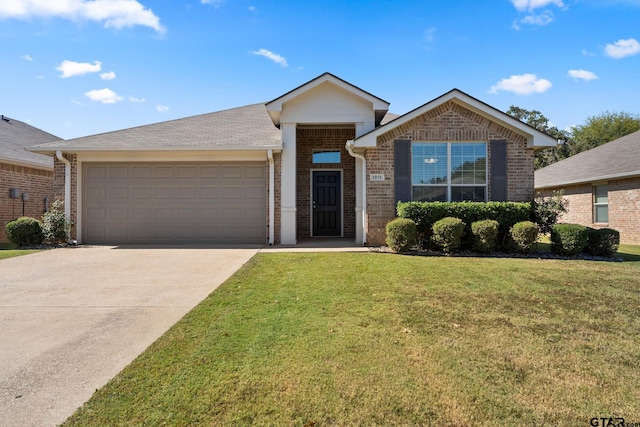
0,242 -> 40,260
64,252 -> 640,426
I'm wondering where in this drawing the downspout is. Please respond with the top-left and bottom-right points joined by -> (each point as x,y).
267,149 -> 275,246
345,140 -> 367,245
55,150 -> 72,240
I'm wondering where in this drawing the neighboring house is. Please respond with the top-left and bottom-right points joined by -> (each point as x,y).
1,116 -> 60,242
535,130 -> 640,244
29,73 -> 555,246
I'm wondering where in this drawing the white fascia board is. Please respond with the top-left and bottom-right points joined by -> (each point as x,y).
27,145 -> 283,154
0,155 -> 54,171
536,170 -> 640,189
354,90 -> 557,149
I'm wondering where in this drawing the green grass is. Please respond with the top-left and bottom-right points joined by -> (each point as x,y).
0,242 -> 40,260
63,252 -> 640,426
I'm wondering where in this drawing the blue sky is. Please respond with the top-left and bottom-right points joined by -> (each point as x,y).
1,0 -> 639,140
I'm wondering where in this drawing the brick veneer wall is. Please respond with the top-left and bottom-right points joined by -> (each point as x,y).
296,127 -> 356,240
53,154 -> 78,240
366,101 -> 534,245
541,176 -> 640,244
272,152 -> 282,244
0,162 -> 54,242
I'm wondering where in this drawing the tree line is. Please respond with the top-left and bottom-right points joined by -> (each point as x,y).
506,106 -> 640,170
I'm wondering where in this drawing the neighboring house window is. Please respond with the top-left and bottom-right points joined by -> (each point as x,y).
312,150 -> 341,164
593,184 -> 609,223
411,142 -> 487,202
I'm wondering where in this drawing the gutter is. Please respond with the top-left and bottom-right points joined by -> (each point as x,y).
55,151 -> 72,239
345,140 -> 367,245
267,149 -> 275,246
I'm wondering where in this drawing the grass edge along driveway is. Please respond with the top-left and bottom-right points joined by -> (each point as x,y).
61,251 -> 640,426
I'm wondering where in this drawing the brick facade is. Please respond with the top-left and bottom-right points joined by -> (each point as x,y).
296,127 -> 356,240
365,101 -> 534,245
542,176 -> 640,244
0,162 -> 54,242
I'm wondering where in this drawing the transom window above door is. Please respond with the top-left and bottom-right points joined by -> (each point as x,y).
411,142 -> 487,202
312,150 -> 341,164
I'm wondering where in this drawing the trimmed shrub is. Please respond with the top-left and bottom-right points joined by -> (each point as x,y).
551,223 -> 589,256
471,220 -> 499,253
5,217 -> 44,247
510,221 -> 539,254
432,217 -> 465,253
42,200 -> 71,243
385,218 -> 418,253
397,201 -> 531,250
585,228 -> 620,257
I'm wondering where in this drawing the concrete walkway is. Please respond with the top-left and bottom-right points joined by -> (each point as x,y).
0,245 -> 259,427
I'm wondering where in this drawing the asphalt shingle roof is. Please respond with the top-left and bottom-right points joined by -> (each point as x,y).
32,103 -> 282,152
0,116 -> 60,169
535,129 -> 640,188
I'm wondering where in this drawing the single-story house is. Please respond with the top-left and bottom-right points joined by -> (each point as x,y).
535,130 -> 640,244
29,73 -> 556,246
1,116 -> 60,242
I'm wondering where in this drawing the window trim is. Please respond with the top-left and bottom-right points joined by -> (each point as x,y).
411,141 -> 488,202
593,184 -> 609,224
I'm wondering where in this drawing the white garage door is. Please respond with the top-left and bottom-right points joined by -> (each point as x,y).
83,162 -> 266,245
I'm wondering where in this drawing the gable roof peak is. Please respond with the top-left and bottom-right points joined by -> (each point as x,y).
266,72 -> 390,127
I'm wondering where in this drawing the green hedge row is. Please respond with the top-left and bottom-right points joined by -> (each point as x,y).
396,201 -> 531,250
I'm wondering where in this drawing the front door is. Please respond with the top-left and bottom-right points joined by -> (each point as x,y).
312,171 -> 342,236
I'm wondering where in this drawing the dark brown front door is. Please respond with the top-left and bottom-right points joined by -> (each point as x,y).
312,171 -> 341,236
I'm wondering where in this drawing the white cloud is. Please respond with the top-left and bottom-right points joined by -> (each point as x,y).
201,0 -> 225,6
85,88 -> 123,104
248,5 -> 256,12
250,48 -> 288,67
510,0 -> 564,12
100,71 -> 116,80
129,96 -> 145,103
21,54 -> 33,61
604,38 -> 640,59
520,11 -> 553,26
423,27 -> 436,50
0,0 -> 165,33
156,105 -> 169,112
56,60 -> 102,78
582,48 -> 596,57
489,73 -> 552,95
568,69 -> 598,81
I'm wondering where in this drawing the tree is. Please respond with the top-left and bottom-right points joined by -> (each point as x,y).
569,111 -> 640,156
506,106 -> 570,169
507,107 -> 640,169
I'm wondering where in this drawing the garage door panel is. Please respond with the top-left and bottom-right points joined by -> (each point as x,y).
84,162 -> 266,244
109,187 -> 128,199
131,208 -> 151,220
109,167 -> 129,178
131,187 -> 151,198
177,187 -> 197,199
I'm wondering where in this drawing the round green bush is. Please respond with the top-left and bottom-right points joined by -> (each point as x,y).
432,217 -> 465,253
471,219 -> 499,253
551,223 -> 588,256
510,221 -> 539,254
585,227 -> 620,257
385,218 -> 417,253
5,217 -> 44,247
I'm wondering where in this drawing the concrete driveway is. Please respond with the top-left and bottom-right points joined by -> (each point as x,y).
0,245 -> 259,427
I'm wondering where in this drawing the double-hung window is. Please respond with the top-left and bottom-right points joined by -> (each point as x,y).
411,142 -> 487,202
593,184 -> 608,223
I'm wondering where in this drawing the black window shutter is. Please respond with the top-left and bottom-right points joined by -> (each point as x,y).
394,140 -> 412,204
490,139 -> 507,201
